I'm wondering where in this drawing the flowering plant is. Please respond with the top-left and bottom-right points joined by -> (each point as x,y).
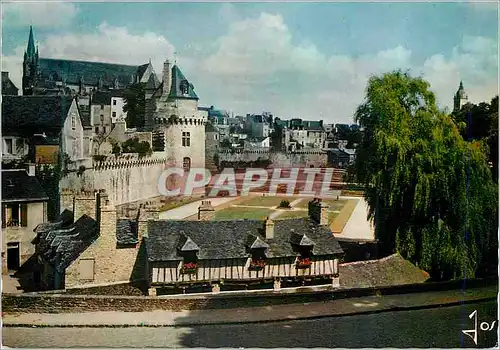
181,262 -> 198,274
249,258 -> 266,270
296,257 -> 312,268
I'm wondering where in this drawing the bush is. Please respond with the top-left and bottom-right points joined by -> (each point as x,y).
93,154 -> 107,162
279,200 -> 291,208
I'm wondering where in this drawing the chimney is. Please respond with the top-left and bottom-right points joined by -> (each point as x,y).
162,59 -> 172,96
25,163 -> 36,176
74,190 -> 98,221
198,200 -> 215,221
265,217 -> 275,239
308,198 -> 329,226
138,204 -> 160,240
97,190 -> 116,237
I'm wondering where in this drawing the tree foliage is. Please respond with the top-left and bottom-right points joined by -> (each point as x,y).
123,82 -> 146,128
354,71 -> 498,280
452,96 -> 498,182
121,137 -> 152,157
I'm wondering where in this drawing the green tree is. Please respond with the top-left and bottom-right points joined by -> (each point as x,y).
452,96 -> 498,182
121,137 -> 152,157
123,83 -> 146,128
354,71 -> 497,280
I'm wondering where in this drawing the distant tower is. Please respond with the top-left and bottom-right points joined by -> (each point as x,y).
453,81 -> 468,113
22,26 -> 39,96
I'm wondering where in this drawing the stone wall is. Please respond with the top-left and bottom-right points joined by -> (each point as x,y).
63,193 -> 159,288
4,278 -> 495,313
60,153 -> 167,206
218,150 -> 328,168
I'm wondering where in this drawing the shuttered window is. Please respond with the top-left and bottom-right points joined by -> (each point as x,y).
20,203 -> 28,227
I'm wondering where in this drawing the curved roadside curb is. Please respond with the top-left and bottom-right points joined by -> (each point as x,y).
3,296 -> 495,328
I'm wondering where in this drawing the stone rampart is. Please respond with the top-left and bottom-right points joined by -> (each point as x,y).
218,150 -> 328,168
61,153 -> 167,206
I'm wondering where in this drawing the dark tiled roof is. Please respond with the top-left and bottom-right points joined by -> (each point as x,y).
32,210 -> 74,245
91,91 -> 112,105
2,72 -> 19,95
36,215 -> 99,272
136,63 -> 149,80
168,65 -> 199,100
2,95 -> 74,135
38,58 -> 149,88
116,219 -> 138,245
145,74 -> 159,90
2,170 -> 49,202
146,218 -> 343,262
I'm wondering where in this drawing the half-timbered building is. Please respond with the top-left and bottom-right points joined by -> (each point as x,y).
145,199 -> 344,295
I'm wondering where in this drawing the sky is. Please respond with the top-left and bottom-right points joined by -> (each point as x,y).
2,1 -> 498,124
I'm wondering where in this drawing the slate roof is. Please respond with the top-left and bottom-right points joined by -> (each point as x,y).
91,91 -> 112,105
2,72 -> 19,95
168,65 -> 199,100
2,170 -> 49,203
146,218 -> 343,262
116,219 -> 138,245
38,58 -> 149,88
32,210 -> 74,245
35,214 -> 99,272
2,95 -> 75,135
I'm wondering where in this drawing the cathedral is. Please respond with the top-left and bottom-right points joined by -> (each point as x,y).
453,81 -> 468,113
21,26 -> 206,172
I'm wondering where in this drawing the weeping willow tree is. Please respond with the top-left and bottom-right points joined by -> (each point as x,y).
354,71 -> 498,280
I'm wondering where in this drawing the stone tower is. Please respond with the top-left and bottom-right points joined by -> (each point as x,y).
145,58 -> 207,191
453,81 -> 468,113
22,26 -> 40,96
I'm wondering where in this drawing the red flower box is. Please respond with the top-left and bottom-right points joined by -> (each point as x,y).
181,262 -> 198,274
249,258 -> 266,270
296,257 -> 312,268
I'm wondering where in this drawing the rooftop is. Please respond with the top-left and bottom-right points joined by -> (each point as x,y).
146,218 -> 343,262
2,169 -> 49,203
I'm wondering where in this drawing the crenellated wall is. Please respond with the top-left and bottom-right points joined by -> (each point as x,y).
218,150 -> 328,168
60,153 -> 168,206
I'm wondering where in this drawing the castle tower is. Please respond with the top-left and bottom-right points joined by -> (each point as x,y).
22,26 -> 39,96
453,81 -> 468,113
146,60 -> 207,183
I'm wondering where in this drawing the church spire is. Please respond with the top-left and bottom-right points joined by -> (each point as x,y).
27,25 -> 36,58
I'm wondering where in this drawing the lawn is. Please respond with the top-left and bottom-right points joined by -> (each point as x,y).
330,199 -> 358,233
274,210 -> 309,220
237,196 -> 299,208
159,197 -> 203,212
295,198 -> 347,211
214,207 -> 273,221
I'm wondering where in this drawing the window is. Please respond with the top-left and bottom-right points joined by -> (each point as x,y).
71,114 -> 76,130
182,132 -> 191,147
4,139 -> 13,154
100,104 -> 104,109
112,112 -> 116,118
113,100 -> 117,106
183,157 -> 191,171
95,127 -> 99,134
3,203 -> 27,227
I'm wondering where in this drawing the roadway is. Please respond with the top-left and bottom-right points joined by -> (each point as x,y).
3,300 -> 497,348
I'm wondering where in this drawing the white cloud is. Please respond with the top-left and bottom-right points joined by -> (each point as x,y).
2,2 -> 79,28
2,13 -> 497,123
196,12 -> 497,123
